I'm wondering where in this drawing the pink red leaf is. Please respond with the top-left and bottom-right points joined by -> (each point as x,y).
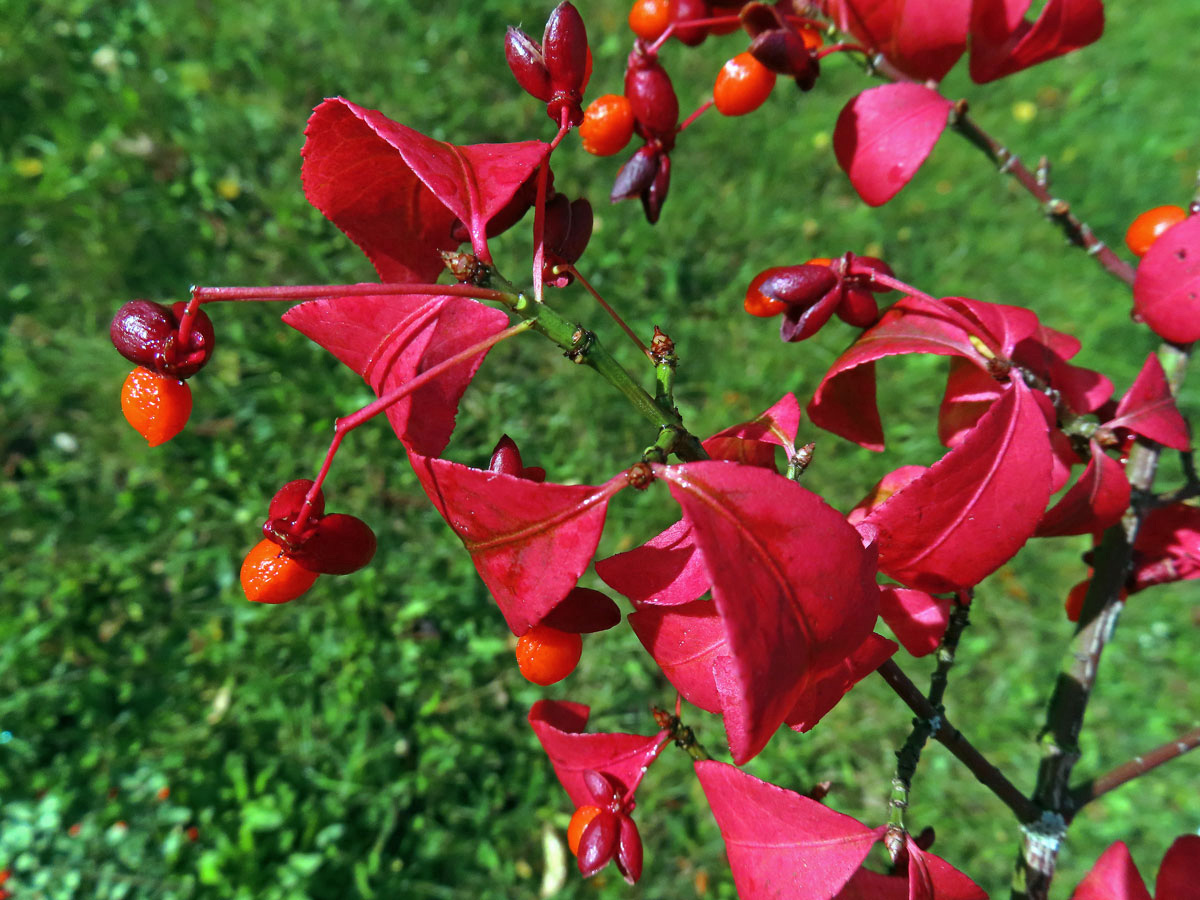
822,0 -> 969,82
906,840 -> 988,900
1070,841 -> 1151,900
848,466 -> 930,524
656,462 -> 880,763
866,378 -> 1053,592
1104,353 -> 1191,450
528,700 -> 667,810
878,587 -> 952,656
1155,835 -> 1200,899
939,357 -> 1002,448
834,83 -> 954,207
302,97 -> 548,277
703,393 -> 802,467
408,453 -> 627,634
627,600 -> 725,714
1036,441 -> 1130,537
595,517 -> 710,608
696,760 -> 886,899
284,294 -> 509,457
970,0 -> 1104,84
809,297 -> 992,450
1132,212 -> 1200,344
780,632 -> 897,732
1129,503 -> 1200,593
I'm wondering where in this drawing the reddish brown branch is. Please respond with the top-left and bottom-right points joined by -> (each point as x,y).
1069,725 -> 1200,812
947,102 -> 1136,286
877,659 -> 1040,823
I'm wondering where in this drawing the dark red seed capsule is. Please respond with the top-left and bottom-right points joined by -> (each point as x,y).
624,55 -> 679,142
611,145 -> 661,202
505,27 -> 552,101
543,2 -> 589,91
267,479 -> 325,522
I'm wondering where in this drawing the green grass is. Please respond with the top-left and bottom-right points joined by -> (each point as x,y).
2,1 -> 1198,897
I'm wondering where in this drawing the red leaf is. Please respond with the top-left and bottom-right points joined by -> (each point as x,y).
939,357 -> 1002,448
628,600 -> 726,714
656,462 -> 880,763
836,867 -> 907,900
1036,441 -> 1130,537
878,587 -> 952,656
866,378 -> 1053,592
780,632 -> 897,732
595,517 -> 711,608
970,0 -> 1104,84
1132,212 -> 1200,345
1105,353 -> 1191,450
284,294 -> 509,457
302,98 -> 548,278
822,0 -> 969,82
1070,841 -> 1151,900
696,760 -> 886,899
1155,835 -> 1200,899
808,297 -> 991,450
408,453 -> 627,634
848,466 -> 929,525
1129,503 -> 1200,592
703,393 -> 802,467
834,84 -> 954,207
906,839 -> 989,900
528,700 -> 667,810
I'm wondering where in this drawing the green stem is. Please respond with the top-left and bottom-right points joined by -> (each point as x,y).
507,291 -> 707,461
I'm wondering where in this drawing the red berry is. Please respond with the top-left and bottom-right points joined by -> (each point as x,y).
672,0 -> 710,46
241,538 -> 320,604
68,823 -> 82,837
156,786 -> 170,801
1125,204 -> 1186,257
628,0 -> 673,41
121,366 -> 192,446
580,94 -> 635,157
714,52 -> 776,117
744,269 -> 787,318
515,624 -> 582,685
568,805 -> 603,855
186,825 -> 199,841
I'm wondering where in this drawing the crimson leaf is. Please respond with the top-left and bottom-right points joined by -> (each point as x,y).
1133,214 -> 1200,343
284,293 -> 509,457
656,461 -> 881,763
302,97 -> 548,278
866,377 -> 1052,592
878,587 -> 952,657
1070,841 -> 1152,900
822,0 -> 969,82
1035,441 -> 1130,537
1104,353 -> 1191,451
834,83 -> 954,207
970,0 -> 1104,84
696,760 -> 886,899
408,452 -> 627,634
528,700 -> 667,811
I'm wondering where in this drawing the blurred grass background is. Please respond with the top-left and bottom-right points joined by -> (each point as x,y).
2,0 -> 1198,897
